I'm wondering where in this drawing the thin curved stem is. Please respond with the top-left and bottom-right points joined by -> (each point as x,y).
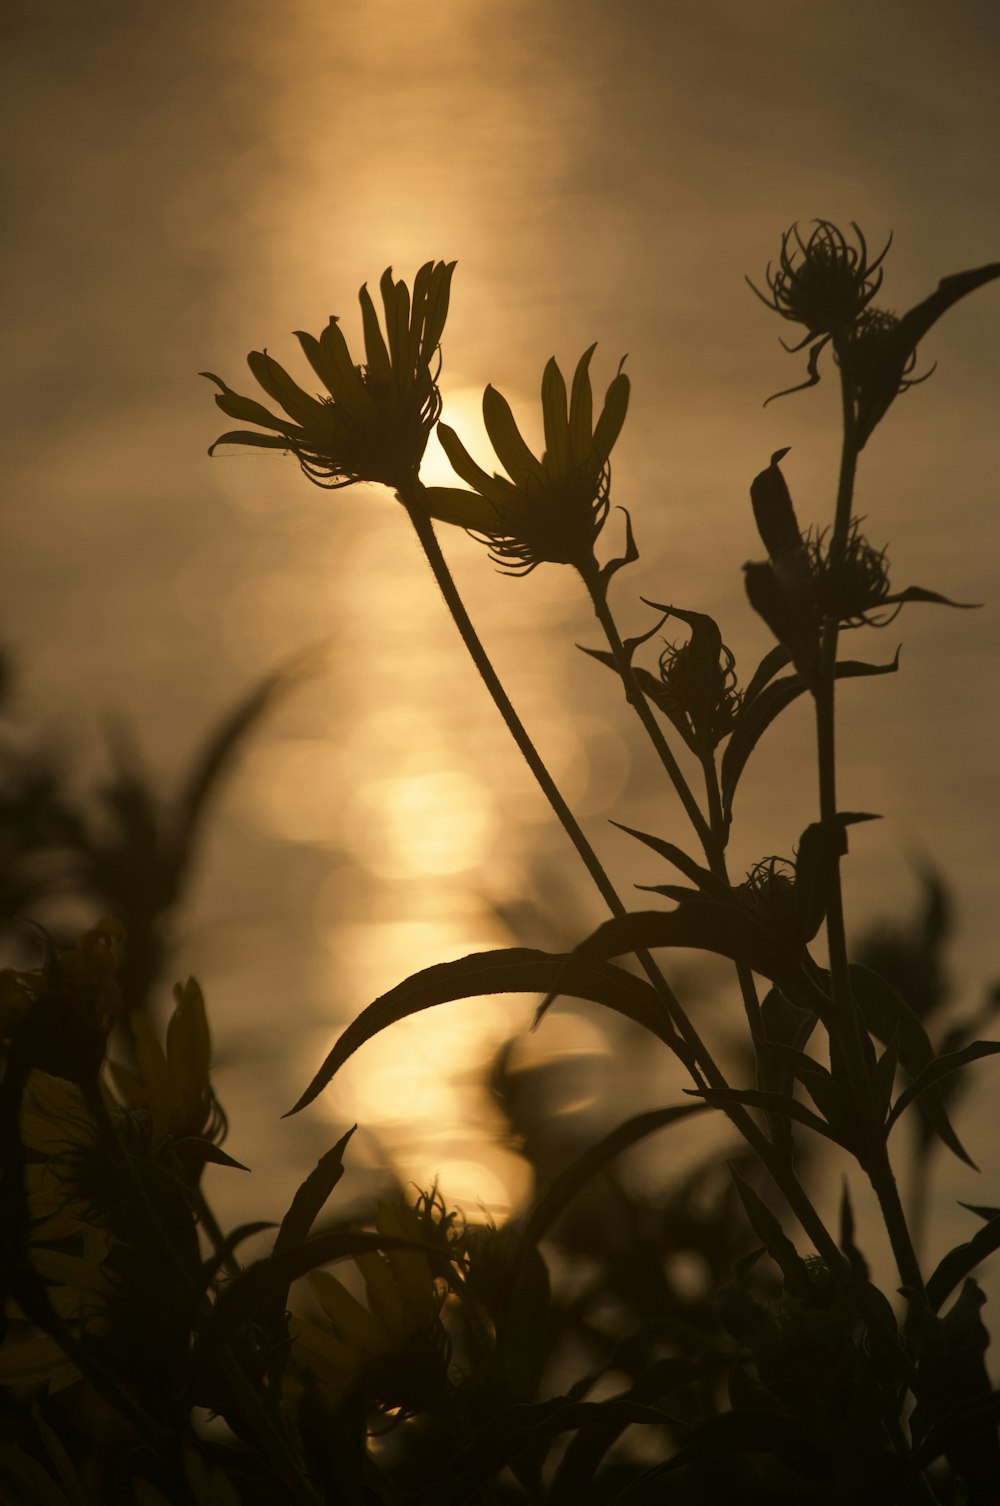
398,481 -> 843,1271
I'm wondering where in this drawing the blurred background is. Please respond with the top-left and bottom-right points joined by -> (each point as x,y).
2,0 -> 999,1274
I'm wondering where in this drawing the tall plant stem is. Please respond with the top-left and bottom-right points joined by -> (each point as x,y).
585,568 -> 780,1124
812,372 -> 926,1302
399,483 -> 843,1272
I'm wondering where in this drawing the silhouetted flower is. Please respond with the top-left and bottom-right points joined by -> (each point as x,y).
107,977 -> 226,1152
750,224 -> 1000,444
657,637 -> 742,748
749,221 -> 888,348
806,519 -> 893,628
288,1198 -> 449,1416
437,346 -> 629,574
203,263 -> 455,491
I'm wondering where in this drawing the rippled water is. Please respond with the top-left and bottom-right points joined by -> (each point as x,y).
3,0 -> 1000,1252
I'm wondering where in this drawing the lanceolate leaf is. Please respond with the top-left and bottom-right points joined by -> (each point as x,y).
690,1086 -> 849,1151
886,1041 -> 1000,1135
855,260 -> 1000,447
610,821 -> 729,899
274,1126 -> 357,1254
880,585 -> 979,611
286,948 -> 675,1116
556,905 -> 799,996
721,655 -> 898,818
741,645 -> 792,708
850,965 -> 976,1168
522,1103 -> 709,1246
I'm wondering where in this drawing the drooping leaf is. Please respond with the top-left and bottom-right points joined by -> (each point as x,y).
850,964 -> 976,1168
886,1041 -> 1000,1136
927,1217 -> 1000,1313
551,904 -> 800,1001
741,645 -> 792,708
286,948 -> 676,1116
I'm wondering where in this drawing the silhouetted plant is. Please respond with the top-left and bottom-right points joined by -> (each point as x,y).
3,226 -> 1000,1502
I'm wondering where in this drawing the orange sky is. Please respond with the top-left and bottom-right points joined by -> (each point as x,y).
2,0 -> 999,1218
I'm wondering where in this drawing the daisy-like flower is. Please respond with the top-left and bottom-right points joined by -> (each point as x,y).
1,1067 -> 119,1394
0,963 -> 231,1395
106,977 -> 227,1168
288,1198 -> 449,1418
436,345 -> 630,575
203,262 -> 456,493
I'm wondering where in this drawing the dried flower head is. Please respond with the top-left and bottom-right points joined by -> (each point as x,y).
203,262 -> 455,491
751,225 -> 1000,442
658,637 -> 742,747
739,857 -> 798,937
807,519 -> 895,628
437,346 -> 629,575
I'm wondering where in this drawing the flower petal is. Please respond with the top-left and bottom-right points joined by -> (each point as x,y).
437,423 -> 516,509
592,366 -> 630,464
379,267 -> 411,383
207,430 -> 293,456
200,373 -> 295,434
421,260 -> 456,362
246,351 -> 329,428
358,284 -> 392,382
568,344 -> 597,464
309,1269 -> 385,1354
482,385 -> 544,487
541,356 -> 571,478
419,485 -> 505,534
